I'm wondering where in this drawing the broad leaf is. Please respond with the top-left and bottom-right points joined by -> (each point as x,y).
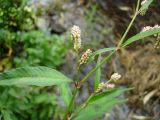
122,28 -> 160,47
0,66 -> 71,86
87,47 -> 115,62
94,55 -> 101,90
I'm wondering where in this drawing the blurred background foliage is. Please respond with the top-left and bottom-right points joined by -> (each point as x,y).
0,86 -> 56,120
0,0 -> 69,69
0,0 -> 70,119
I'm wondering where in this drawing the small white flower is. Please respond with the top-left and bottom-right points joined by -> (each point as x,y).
71,25 -> 81,38
110,73 -> 121,82
141,26 -> 152,32
95,82 -> 105,93
153,25 -> 160,29
106,83 -> 115,89
141,25 -> 160,32
96,82 -> 115,93
71,25 -> 81,50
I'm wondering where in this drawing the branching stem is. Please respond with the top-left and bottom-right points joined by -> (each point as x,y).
64,0 -> 141,119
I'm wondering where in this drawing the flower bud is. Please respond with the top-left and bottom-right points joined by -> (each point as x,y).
96,82 -> 115,93
71,25 -> 81,50
110,73 -> 121,82
141,25 -> 160,32
106,83 -> 115,89
79,49 -> 92,65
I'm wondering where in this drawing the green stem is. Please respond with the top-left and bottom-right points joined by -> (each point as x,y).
80,51 -> 115,85
83,79 -> 113,108
80,0 -> 141,86
81,93 -> 94,108
63,89 -> 78,120
74,79 -> 113,118
63,49 -> 80,120
75,49 -> 80,81
136,0 -> 141,12
65,1 -> 141,119
118,0 -> 140,47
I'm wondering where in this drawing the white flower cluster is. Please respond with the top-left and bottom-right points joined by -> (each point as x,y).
79,49 -> 92,65
141,25 -> 160,32
110,73 -> 121,82
95,73 -> 122,93
71,25 -> 81,50
96,83 -> 115,93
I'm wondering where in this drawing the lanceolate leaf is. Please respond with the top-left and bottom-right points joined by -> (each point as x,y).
0,66 -> 71,86
140,0 -> 153,12
75,99 -> 126,120
89,88 -> 131,104
75,88 -> 130,120
122,28 -> 160,47
87,47 -> 115,62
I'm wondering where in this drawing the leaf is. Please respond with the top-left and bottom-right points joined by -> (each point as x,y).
89,88 -> 131,104
143,89 -> 157,105
74,88 -> 130,120
58,83 -> 72,106
0,66 -> 71,86
87,47 -> 115,62
75,99 -> 126,120
34,93 -> 56,104
140,0 -> 153,11
94,55 -> 101,90
122,28 -> 160,47
1,110 -> 12,120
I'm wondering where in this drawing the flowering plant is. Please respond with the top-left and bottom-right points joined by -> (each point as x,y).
0,0 -> 159,119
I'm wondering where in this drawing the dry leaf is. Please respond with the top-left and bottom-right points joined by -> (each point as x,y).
143,89 -> 157,105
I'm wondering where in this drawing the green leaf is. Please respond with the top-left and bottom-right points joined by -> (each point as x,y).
75,99 -> 126,120
122,28 -> 160,47
89,88 -> 131,104
0,66 -> 71,86
87,47 -> 115,62
1,110 -> 12,120
74,88 -> 130,120
34,93 -> 56,104
140,0 -> 153,11
94,55 -> 101,90
58,83 -> 72,106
